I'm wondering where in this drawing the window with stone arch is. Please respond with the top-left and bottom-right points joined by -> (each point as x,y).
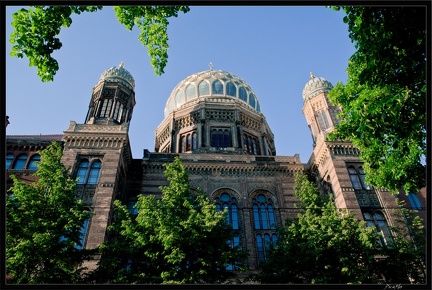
213,189 -> 242,270
363,210 -> 393,247
76,158 -> 102,185
251,191 -> 278,265
347,164 -> 371,191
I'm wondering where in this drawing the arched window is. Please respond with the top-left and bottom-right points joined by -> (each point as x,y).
198,81 -> 209,96
6,154 -> 14,169
348,166 -> 362,189
348,165 -> 371,190
214,191 -> 241,270
100,98 -> 113,117
179,135 -> 185,153
76,159 -> 101,185
192,132 -> 197,150
186,134 -> 192,152
76,214 -> 90,250
76,160 -> 89,184
212,80 -> 223,94
253,194 -> 276,230
211,128 -> 232,148
239,87 -> 247,101
176,90 -> 185,107
28,154 -> 41,170
226,82 -> 236,97
87,161 -> 101,184
256,101 -> 261,112
252,193 -> 277,265
363,211 -> 393,247
186,84 -> 196,100
249,93 -> 256,108
316,110 -> 330,131
14,154 -> 27,169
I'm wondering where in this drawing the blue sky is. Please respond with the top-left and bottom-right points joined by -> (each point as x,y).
5,6 -> 356,162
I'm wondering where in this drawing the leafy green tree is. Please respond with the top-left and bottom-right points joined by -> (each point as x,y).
89,157 -> 247,284
6,141 -> 94,283
327,7 -> 426,194
258,172 -> 379,284
9,5 -> 190,82
374,199 -> 426,284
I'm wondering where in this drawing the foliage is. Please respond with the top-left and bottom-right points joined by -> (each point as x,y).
258,172 -> 427,284
89,157 -> 247,284
113,6 -> 190,76
327,7 -> 426,194
374,199 -> 426,284
6,141 -> 94,284
9,5 -> 190,81
258,172 -> 378,284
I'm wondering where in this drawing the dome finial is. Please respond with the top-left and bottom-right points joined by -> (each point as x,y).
310,72 -> 315,79
119,61 -> 124,68
209,62 -> 214,71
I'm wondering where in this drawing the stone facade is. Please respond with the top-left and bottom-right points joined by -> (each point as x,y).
5,66 -> 423,275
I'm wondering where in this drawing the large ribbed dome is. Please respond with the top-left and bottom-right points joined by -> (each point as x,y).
164,69 -> 261,117
98,62 -> 135,90
302,75 -> 333,101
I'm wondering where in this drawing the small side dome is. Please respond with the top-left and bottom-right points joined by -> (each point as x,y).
98,62 -> 135,90
302,73 -> 333,101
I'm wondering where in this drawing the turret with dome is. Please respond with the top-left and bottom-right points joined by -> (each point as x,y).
155,68 -> 276,155
302,72 -> 340,146
84,62 -> 136,126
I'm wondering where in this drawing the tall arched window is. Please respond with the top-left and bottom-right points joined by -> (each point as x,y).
198,81 -> 209,96
186,84 -> 196,100
212,80 -> 223,94
28,154 -> 41,170
253,194 -> 276,230
316,110 -> 330,131
87,161 -> 101,184
14,154 -> 27,169
76,213 -> 90,250
76,159 -> 101,185
252,193 -> 277,265
226,82 -> 236,97
215,191 -> 241,270
363,211 -> 393,247
239,87 -> 247,101
100,98 -> 113,117
192,132 -> 197,150
249,93 -> 256,108
76,160 -> 89,184
348,165 -> 371,190
6,154 -> 14,169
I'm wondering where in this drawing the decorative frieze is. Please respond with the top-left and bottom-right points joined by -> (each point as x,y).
328,143 -> 360,156
174,111 -> 200,130
156,124 -> 171,145
205,109 -> 235,123
240,114 -> 261,131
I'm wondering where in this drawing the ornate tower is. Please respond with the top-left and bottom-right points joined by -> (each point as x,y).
61,63 -> 136,271
302,74 -> 401,243
84,62 -> 136,126
302,72 -> 340,147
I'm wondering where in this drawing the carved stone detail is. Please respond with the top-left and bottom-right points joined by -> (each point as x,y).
240,113 -> 260,131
